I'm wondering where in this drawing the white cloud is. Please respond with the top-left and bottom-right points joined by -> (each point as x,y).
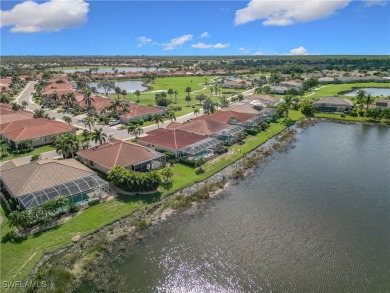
136,36 -> 153,48
253,51 -> 264,56
289,46 -> 309,55
192,42 -> 230,49
364,0 -> 387,6
200,32 -> 210,38
235,0 -> 350,26
239,47 -> 250,54
1,0 -> 89,33
163,34 -> 193,51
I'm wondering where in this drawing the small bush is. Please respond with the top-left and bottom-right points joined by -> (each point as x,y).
340,114 -> 346,118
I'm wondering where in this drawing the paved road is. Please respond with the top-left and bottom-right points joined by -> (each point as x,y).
4,82 -> 204,164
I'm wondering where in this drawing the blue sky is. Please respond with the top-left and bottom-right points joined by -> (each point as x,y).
1,0 -> 389,55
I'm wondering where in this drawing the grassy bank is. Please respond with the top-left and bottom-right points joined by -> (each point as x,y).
0,145 -> 54,162
307,82 -> 390,99
0,110 -> 304,285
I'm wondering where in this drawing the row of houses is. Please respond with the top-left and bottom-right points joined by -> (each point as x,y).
0,104 -> 76,148
312,97 -> 390,112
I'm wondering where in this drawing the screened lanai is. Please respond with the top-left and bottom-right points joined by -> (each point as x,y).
178,138 -> 222,160
211,125 -> 245,143
131,149 -> 166,172
17,175 -> 109,210
239,115 -> 265,129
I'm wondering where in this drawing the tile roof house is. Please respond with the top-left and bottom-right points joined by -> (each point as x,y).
243,95 -> 281,105
119,105 -> 166,124
0,159 -> 109,209
195,110 -> 265,129
77,140 -> 166,173
0,118 -> 76,148
313,97 -> 354,112
0,103 -> 34,124
138,129 -> 222,159
223,102 -> 262,114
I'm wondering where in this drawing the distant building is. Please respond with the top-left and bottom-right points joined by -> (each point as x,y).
313,97 -> 354,112
375,99 -> 390,109
119,105 -> 166,124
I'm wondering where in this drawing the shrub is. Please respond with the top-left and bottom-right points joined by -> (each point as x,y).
179,158 -> 196,167
246,128 -> 259,135
349,111 -> 358,117
340,114 -> 346,117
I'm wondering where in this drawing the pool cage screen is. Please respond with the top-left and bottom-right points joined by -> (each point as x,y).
212,125 -> 245,142
178,138 -> 222,159
17,175 -> 109,210
239,116 -> 266,128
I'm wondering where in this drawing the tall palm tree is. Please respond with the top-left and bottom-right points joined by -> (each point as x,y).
63,115 -> 72,124
365,94 -> 373,111
356,89 -> 366,108
110,99 -> 122,114
91,128 -> 107,145
134,90 -> 141,103
82,88 -> 94,107
114,86 -> 122,99
185,87 -> 192,99
152,114 -> 164,128
126,123 -> 136,135
133,126 -> 144,140
121,89 -> 127,99
168,112 -> 176,121
33,109 -> 45,118
82,117 -> 95,130
174,90 -> 178,104
193,108 -> 200,117
167,89 -> 174,100
185,95 -> 192,107
64,92 -> 76,109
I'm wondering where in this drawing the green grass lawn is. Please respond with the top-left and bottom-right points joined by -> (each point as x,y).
0,145 -> 55,162
307,82 -> 390,100
313,112 -> 386,123
0,110 -> 303,284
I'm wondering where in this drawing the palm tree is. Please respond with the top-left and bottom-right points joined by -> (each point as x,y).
21,101 -> 28,110
121,89 -> 127,99
152,114 -> 164,128
168,112 -> 176,121
33,109 -> 45,118
203,98 -> 216,115
30,154 -> 42,162
134,90 -> 141,103
114,86 -> 122,99
126,123 -> 137,135
174,90 -> 178,104
133,126 -> 144,140
167,89 -> 174,100
356,89 -> 366,108
161,167 -> 173,183
53,133 -> 80,159
63,115 -> 72,124
110,99 -> 122,114
185,87 -> 192,99
185,95 -> 192,107
82,116 -> 95,130
193,108 -> 200,117
82,88 -> 94,107
91,128 -> 107,145
364,94 -> 373,111
64,92 -> 76,109
11,102 -> 22,111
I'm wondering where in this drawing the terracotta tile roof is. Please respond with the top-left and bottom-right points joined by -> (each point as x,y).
175,119 -> 229,136
166,122 -> 182,129
0,105 -> 34,124
0,118 -> 76,142
195,111 -> 256,124
77,140 -> 162,169
223,103 -> 261,115
146,128 -> 171,136
120,105 -> 164,119
1,159 -> 96,198
244,95 -> 280,104
313,97 -> 354,106
77,96 -> 112,111
138,129 -> 206,150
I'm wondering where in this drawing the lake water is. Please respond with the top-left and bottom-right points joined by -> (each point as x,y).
62,67 -> 165,73
78,122 -> 390,292
89,81 -> 147,94
345,87 -> 390,97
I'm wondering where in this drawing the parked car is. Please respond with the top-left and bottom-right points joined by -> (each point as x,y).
108,120 -> 121,126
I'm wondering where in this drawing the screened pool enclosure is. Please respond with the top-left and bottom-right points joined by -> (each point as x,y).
178,138 -> 222,160
16,175 -> 109,210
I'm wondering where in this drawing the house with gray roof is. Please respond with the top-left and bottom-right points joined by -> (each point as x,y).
313,97 -> 354,112
0,159 -> 109,209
